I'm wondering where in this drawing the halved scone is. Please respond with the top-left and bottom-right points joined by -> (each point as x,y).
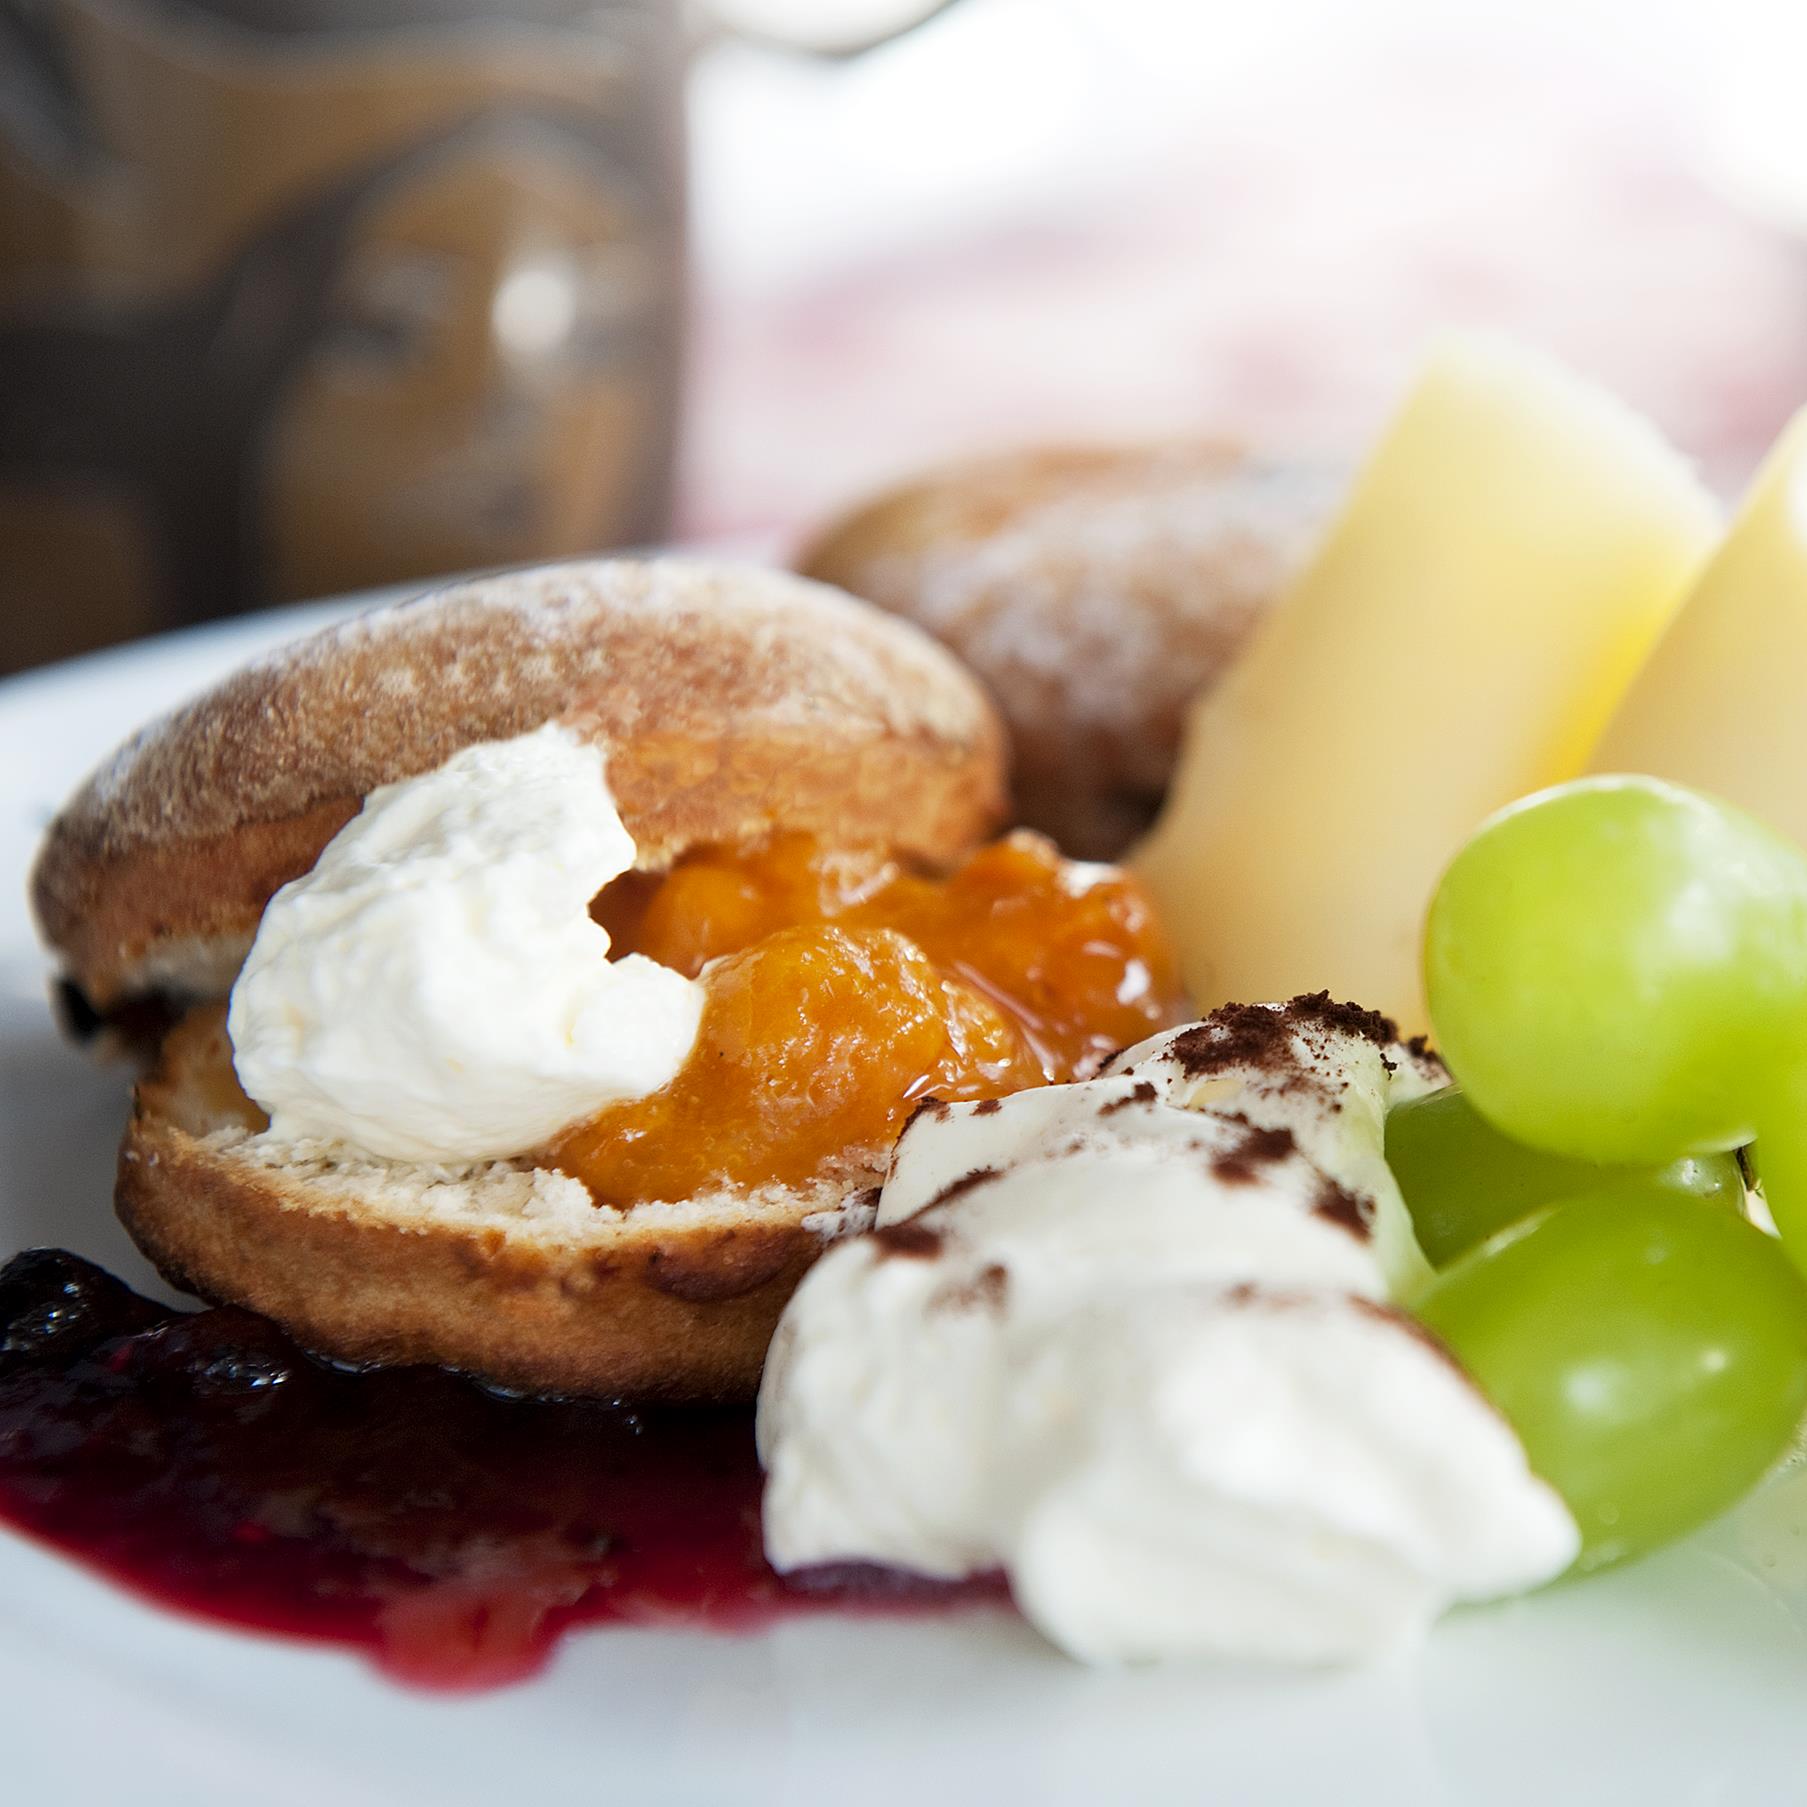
37,559 -> 1181,1399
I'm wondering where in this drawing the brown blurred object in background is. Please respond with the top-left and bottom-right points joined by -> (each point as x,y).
0,0 -> 686,673
798,443 -> 1342,858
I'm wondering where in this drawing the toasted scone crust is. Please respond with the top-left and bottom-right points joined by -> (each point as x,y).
35,559 -> 1007,1012
798,443 -> 1338,856
119,1015 -> 876,1401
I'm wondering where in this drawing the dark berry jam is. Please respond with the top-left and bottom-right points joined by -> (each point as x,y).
0,1249 -> 1001,1690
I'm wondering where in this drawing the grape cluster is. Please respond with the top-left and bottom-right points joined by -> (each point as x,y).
1412,775 -> 1807,1570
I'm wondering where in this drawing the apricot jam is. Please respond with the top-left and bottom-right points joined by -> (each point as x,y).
548,832 -> 1185,1207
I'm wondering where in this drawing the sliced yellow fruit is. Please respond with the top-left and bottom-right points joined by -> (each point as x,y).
1135,334 -> 1719,1031
1589,411 -> 1807,846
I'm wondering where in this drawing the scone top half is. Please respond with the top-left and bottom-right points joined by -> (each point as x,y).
36,560 -> 1006,1022
29,561 -> 1012,1403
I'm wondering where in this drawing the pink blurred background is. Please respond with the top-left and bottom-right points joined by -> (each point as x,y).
681,0 -> 1807,544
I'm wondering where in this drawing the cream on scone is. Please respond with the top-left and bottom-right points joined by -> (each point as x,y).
33,558 -> 1182,1402
226,725 -> 707,1164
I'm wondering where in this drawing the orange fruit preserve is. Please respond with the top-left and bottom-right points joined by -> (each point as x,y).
544,832 -> 1186,1206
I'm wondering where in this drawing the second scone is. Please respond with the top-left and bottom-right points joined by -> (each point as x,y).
798,442 -> 1341,857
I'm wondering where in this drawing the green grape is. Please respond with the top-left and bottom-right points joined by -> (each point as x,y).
1415,1187 -> 1807,1570
1385,1085 -> 1743,1268
1423,775 -> 1807,1165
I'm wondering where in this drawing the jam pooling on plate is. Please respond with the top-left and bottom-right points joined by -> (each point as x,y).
553,830 -> 1185,1205
0,1251 -> 1003,1691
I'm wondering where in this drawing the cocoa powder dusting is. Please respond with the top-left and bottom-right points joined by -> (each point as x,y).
923,1166 -> 1004,1211
1164,993 -> 1399,1084
1099,1081 -> 1160,1116
899,1096 -> 952,1138
1211,1123 -> 1297,1185
1286,992 -> 1399,1046
930,1262 -> 1010,1315
1166,1004 -> 1293,1079
871,1221 -> 944,1260
1312,1180 -> 1374,1239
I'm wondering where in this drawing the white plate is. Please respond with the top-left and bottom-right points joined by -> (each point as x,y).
5,604 -> 1807,1806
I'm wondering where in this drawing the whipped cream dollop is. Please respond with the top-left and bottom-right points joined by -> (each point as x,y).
228,724 -> 703,1163
758,999 -> 1579,1664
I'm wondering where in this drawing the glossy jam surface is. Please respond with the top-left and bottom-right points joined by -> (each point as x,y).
557,832 -> 1184,1205
0,1251 -> 1001,1691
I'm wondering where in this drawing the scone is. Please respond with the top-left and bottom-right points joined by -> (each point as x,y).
797,442 -> 1341,857
32,559 -> 1181,1401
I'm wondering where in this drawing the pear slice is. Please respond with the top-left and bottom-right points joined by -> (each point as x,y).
1589,411 -> 1807,847
1135,335 -> 1719,1030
